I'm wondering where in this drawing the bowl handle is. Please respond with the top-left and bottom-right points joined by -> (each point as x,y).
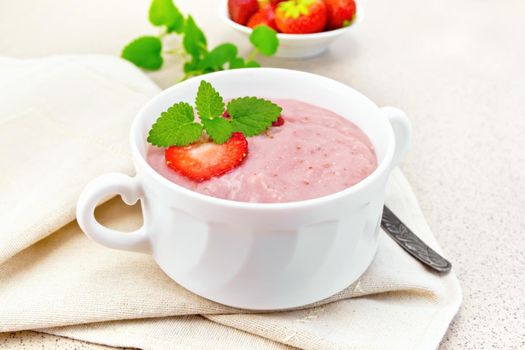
76,173 -> 151,253
381,107 -> 412,168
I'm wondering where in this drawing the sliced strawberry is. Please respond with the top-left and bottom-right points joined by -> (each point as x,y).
165,132 -> 248,182
272,116 -> 285,126
275,0 -> 327,34
247,5 -> 278,30
228,0 -> 260,25
325,0 -> 356,30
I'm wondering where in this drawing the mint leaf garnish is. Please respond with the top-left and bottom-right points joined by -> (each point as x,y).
183,16 -> 207,59
147,81 -> 283,148
250,25 -> 279,56
199,43 -> 238,71
147,102 -> 202,147
201,118 -> 233,144
195,81 -> 225,120
195,81 -> 232,143
228,97 -> 282,136
149,0 -> 184,33
122,36 -> 163,70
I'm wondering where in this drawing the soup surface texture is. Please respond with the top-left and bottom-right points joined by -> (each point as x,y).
146,99 -> 377,203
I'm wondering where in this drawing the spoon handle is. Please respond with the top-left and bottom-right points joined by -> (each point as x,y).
381,206 -> 452,273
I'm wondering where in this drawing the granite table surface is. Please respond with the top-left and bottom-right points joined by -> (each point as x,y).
0,0 -> 524,349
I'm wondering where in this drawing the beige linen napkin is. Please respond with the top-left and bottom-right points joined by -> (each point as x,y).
0,55 -> 160,265
0,55 -> 462,350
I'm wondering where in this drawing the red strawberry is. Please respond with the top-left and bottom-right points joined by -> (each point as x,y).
247,4 -> 278,30
324,0 -> 356,30
275,0 -> 327,34
272,116 -> 285,126
269,0 -> 286,4
228,0 -> 259,25
165,132 -> 248,182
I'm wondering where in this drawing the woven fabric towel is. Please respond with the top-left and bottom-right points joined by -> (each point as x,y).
0,55 -> 461,350
0,55 -> 159,264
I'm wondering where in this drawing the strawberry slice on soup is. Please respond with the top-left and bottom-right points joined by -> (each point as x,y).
165,132 -> 248,182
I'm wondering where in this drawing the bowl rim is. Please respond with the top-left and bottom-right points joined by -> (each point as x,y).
130,68 -> 394,210
219,0 -> 362,40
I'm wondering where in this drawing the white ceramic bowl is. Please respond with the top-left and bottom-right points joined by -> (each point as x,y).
76,68 -> 411,310
219,0 -> 362,58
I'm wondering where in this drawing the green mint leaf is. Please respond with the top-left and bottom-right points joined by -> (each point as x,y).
245,60 -> 261,68
199,43 -> 238,70
183,16 -> 207,59
249,25 -> 279,56
149,0 -> 184,33
121,36 -> 163,70
227,97 -> 282,137
147,102 -> 203,147
229,57 -> 245,69
195,81 -> 225,120
183,59 -> 199,73
201,118 -> 233,144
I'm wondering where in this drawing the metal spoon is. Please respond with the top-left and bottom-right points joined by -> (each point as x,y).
381,206 -> 452,273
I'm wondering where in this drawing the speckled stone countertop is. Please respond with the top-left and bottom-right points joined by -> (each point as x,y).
0,332 -> 121,349
0,0 -> 524,348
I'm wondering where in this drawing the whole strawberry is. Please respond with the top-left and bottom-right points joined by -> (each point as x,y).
247,2 -> 278,30
228,0 -> 259,25
324,0 -> 356,30
275,0 -> 327,34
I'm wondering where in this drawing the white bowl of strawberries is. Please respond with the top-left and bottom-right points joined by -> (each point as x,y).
221,0 -> 360,58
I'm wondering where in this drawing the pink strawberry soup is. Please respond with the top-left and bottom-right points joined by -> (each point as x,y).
146,99 -> 377,203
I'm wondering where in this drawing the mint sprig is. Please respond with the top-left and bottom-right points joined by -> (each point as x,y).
147,102 -> 203,147
122,0 -> 279,79
228,97 -> 283,137
122,36 -> 163,70
201,118 -> 234,144
148,0 -> 184,33
249,25 -> 279,56
199,43 -> 238,72
183,15 -> 207,60
195,81 -> 224,120
148,81 -> 282,147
